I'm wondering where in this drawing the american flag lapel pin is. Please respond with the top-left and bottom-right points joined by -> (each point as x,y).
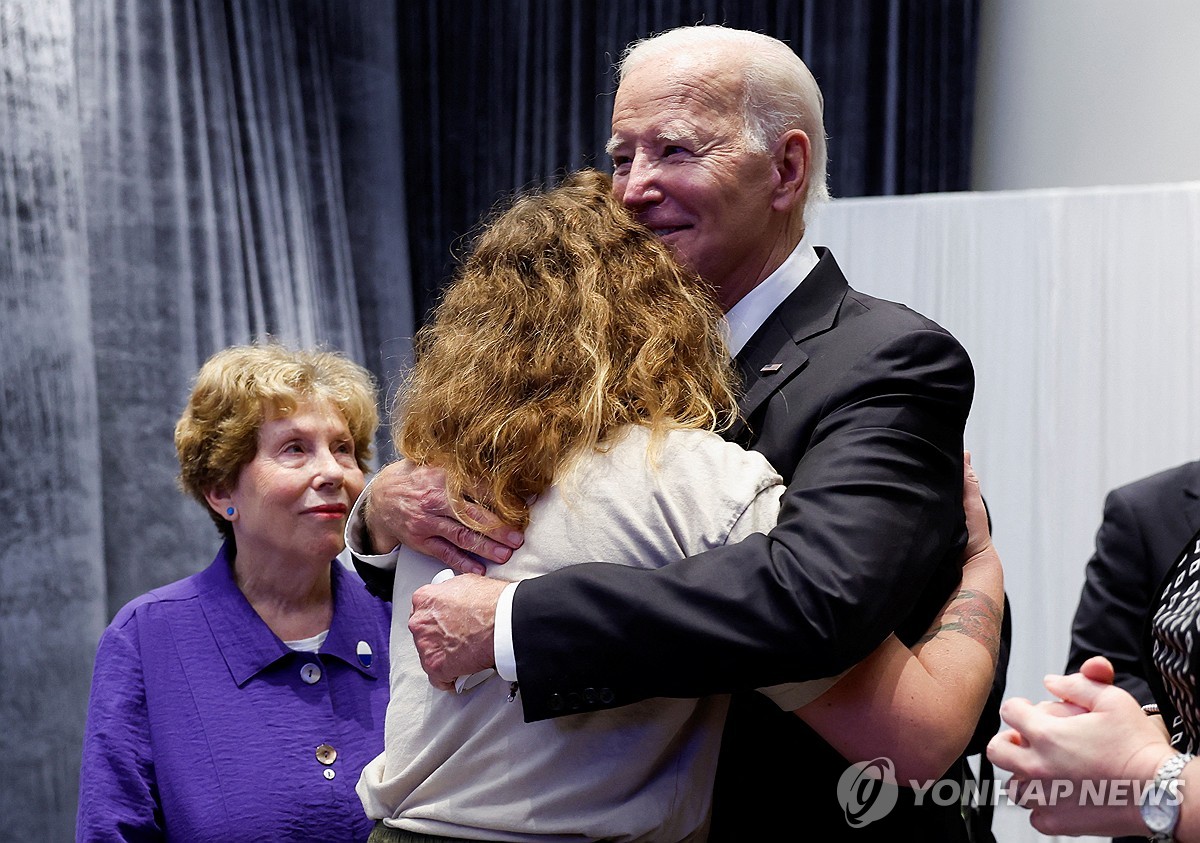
759,363 -> 783,374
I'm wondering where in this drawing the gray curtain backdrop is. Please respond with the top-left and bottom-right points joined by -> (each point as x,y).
2,0 -> 411,837
0,0 -> 975,836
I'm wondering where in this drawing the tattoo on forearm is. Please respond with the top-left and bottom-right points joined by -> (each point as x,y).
917,588 -> 1004,665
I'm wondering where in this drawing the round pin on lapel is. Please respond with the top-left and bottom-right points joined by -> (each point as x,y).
357,640 -> 373,668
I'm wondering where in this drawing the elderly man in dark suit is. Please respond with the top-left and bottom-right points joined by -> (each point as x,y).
352,25 -> 1001,840
1068,460 -> 1200,702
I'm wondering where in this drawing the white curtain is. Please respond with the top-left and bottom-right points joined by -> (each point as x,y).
810,181 -> 1200,842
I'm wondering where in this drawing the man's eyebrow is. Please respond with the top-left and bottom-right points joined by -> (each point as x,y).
605,123 -> 702,156
658,123 -> 701,146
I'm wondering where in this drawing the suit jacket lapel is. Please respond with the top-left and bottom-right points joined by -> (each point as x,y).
727,248 -> 850,444
1182,462 -> 1200,533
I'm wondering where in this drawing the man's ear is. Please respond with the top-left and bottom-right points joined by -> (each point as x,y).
770,129 -> 811,213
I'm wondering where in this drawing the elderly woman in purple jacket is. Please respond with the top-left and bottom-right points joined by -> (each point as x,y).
77,343 -> 391,842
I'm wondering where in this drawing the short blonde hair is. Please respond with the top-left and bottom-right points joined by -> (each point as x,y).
395,169 -> 738,529
175,341 -> 379,540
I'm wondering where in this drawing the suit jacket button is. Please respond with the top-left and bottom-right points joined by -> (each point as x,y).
565,692 -> 581,710
599,687 -> 615,704
548,693 -> 563,711
583,687 -> 598,704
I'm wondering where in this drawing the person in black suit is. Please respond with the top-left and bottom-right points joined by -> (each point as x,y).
1063,460 -> 1200,843
353,25 -> 1002,839
1067,459 -> 1200,704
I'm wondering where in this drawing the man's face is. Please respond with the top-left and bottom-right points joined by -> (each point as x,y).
608,56 -> 786,310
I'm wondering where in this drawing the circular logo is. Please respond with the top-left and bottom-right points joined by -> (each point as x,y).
836,757 -> 899,828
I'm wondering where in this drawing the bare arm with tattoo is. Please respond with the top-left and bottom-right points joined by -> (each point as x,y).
796,453 -> 1004,782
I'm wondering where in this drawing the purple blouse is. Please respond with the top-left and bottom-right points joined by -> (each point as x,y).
77,543 -> 392,842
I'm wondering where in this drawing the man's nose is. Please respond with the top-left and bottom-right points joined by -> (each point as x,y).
618,154 -> 662,209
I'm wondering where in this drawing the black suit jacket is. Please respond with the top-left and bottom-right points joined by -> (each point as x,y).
512,249 -> 981,836
1067,460 -> 1200,703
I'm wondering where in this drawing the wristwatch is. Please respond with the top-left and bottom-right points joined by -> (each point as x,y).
1141,751 -> 1195,841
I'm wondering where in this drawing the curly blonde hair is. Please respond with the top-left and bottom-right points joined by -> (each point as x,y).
395,169 -> 738,529
175,341 -> 379,541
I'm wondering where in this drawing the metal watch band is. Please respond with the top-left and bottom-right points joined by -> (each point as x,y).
1158,752 -> 1196,785
1148,752 -> 1196,842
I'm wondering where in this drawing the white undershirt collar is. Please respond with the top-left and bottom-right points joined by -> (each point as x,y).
723,237 -> 819,358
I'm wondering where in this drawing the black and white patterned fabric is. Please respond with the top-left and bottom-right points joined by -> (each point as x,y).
1148,529 -> 1200,753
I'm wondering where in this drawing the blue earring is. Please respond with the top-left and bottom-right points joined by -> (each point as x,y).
226,507 -> 236,517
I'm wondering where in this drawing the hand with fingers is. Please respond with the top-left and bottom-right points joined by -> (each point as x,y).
986,655 -> 1176,837
364,459 -> 524,575
409,572 -> 508,690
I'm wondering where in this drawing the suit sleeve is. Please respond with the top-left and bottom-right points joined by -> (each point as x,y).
344,478 -> 398,601
511,327 -> 973,722
1066,487 -> 1155,704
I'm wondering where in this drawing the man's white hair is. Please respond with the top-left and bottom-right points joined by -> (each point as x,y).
618,25 -> 830,220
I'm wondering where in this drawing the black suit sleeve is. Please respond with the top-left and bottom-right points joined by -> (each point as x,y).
352,555 -> 396,601
345,486 -> 397,601
511,327 -> 974,722
1066,487 -> 1156,704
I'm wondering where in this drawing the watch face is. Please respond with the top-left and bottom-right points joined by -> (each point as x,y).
1142,783 -> 1180,833
1143,800 -> 1174,832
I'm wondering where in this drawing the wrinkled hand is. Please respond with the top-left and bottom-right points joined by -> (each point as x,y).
986,656 -> 1173,837
409,573 -> 508,690
364,459 -> 523,574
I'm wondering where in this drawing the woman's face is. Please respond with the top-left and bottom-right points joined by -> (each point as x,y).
218,398 -> 365,569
